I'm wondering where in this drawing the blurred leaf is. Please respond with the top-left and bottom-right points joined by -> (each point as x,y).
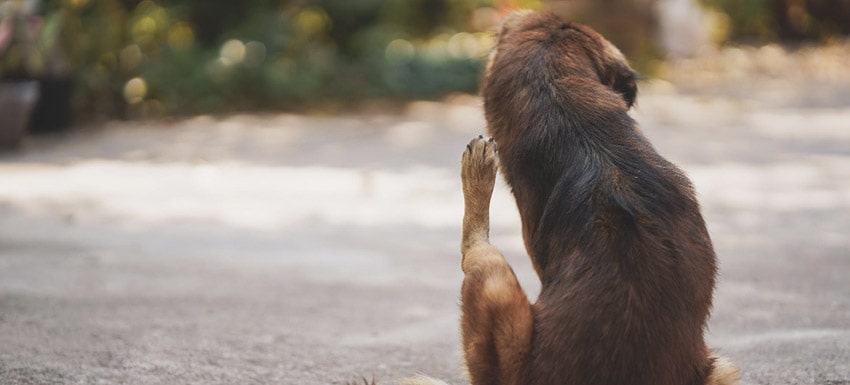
18,0 -> 504,119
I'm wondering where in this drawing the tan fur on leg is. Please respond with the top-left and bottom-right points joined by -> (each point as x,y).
706,355 -> 740,385
460,136 -> 532,385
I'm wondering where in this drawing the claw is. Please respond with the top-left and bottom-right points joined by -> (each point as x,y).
466,144 -> 471,152
488,137 -> 494,143
478,134 -> 484,139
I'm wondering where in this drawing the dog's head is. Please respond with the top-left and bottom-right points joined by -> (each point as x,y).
481,12 -> 640,275
484,11 -> 638,109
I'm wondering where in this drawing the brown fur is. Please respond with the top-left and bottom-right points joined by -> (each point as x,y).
454,11 -> 739,385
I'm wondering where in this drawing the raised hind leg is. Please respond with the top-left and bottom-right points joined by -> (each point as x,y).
460,136 -> 533,385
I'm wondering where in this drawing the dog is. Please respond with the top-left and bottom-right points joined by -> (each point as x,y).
403,10 -> 739,385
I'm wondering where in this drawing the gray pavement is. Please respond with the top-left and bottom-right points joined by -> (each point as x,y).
0,81 -> 848,384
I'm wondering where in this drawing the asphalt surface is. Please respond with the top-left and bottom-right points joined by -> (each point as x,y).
0,81 -> 848,385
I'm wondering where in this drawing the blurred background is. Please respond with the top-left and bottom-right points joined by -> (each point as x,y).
0,0 -> 849,384
0,0 -> 848,132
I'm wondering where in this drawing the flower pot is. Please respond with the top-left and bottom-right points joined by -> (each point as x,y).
0,80 -> 39,148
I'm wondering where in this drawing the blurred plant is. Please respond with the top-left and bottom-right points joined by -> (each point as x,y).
700,0 -> 850,41
0,0 -> 69,79
12,0 -> 847,121
7,0 -> 524,120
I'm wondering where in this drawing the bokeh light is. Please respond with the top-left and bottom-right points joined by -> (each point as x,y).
244,41 -> 267,67
385,39 -> 415,64
123,77 -> 147,104
220,39 -> 246,66
120,45 -> 143,72
295,7 -> 331,36
167,22 -> 195,51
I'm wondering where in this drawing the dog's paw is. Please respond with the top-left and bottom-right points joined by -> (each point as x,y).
461,135 -> 498,193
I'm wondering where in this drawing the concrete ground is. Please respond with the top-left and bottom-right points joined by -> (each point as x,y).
0,78 -> 848,384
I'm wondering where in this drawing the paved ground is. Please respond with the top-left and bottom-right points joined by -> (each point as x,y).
0,78 -> 848,384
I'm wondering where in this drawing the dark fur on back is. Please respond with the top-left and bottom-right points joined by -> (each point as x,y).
483,12 -> 718,385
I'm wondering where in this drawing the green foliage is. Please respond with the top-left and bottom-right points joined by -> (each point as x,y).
700,0 -> 850,42
4,0 -> 502,119
0,0 -> 68,79
15,0 -> 847,120
701,0 -> 779,40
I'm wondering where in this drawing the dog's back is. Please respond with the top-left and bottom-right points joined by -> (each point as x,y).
402,10 -> 737,385
481,11 -> 732,385
520,109 -> 717,385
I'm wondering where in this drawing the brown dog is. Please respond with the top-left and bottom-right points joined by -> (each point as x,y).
404,10 -> 738,385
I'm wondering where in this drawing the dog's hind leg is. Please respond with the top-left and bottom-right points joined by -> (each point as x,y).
460,136 -> 533,385
705,355 -> 739,385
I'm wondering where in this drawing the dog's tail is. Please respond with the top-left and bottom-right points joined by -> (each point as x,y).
398,375 -> 452,385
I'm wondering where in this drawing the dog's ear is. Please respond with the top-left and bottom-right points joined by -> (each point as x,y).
612,66 -> 638,108
597,39 -> 638,108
